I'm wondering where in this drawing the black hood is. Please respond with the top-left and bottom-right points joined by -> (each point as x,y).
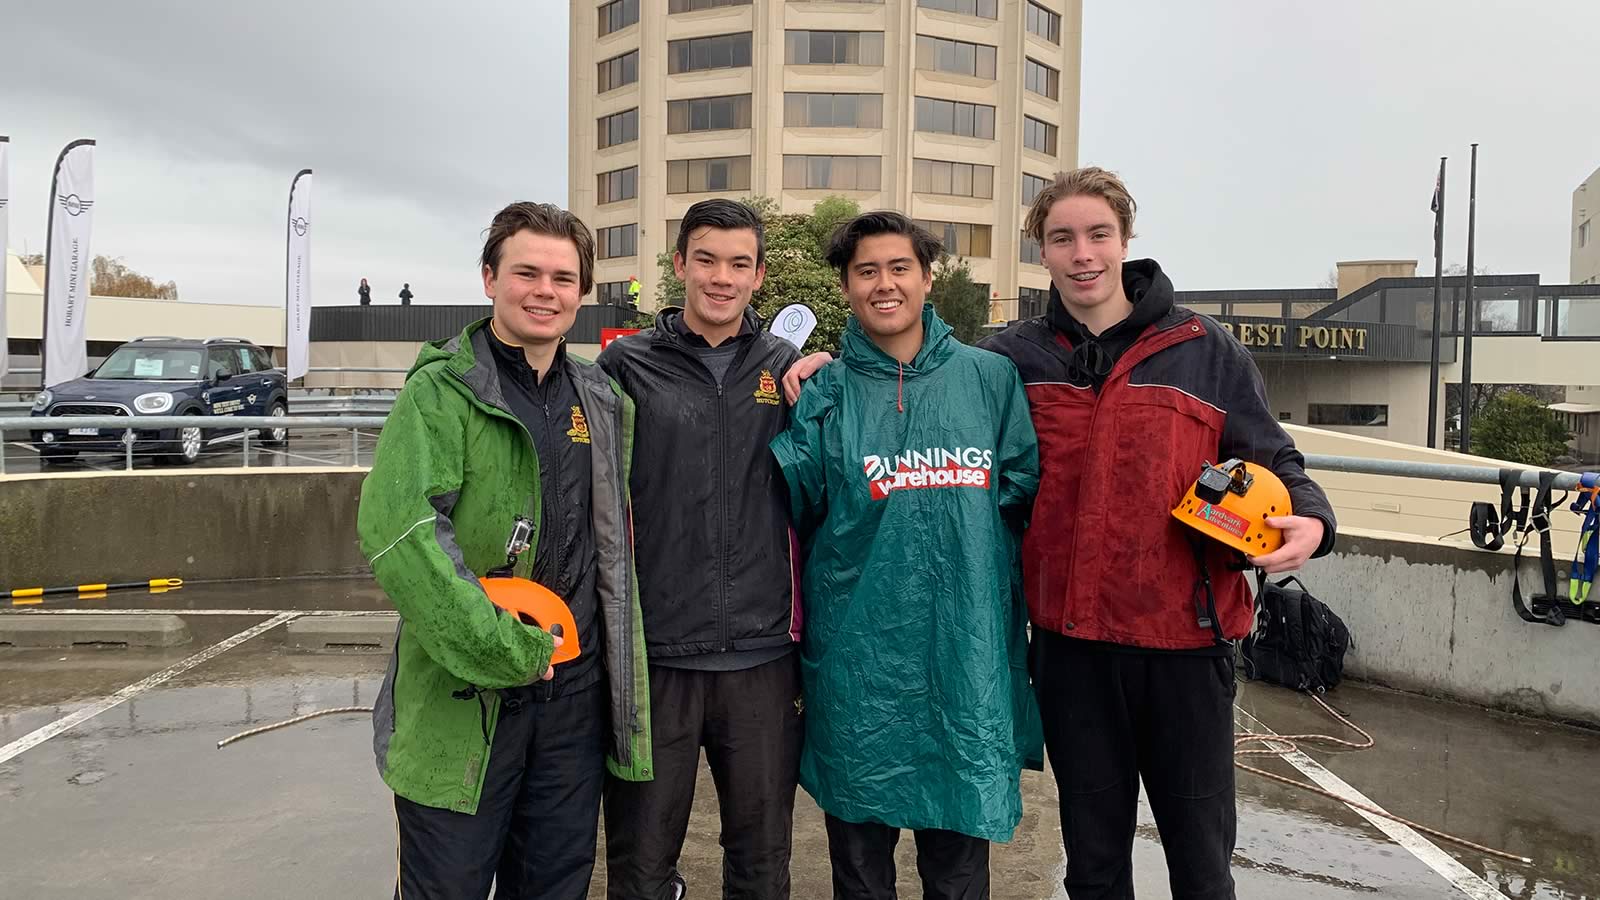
1045,259 -> 1174,390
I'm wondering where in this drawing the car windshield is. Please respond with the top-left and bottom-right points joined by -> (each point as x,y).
92,347 -> 205,381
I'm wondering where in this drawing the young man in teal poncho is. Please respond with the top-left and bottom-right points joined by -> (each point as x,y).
770,211 -> 1042,899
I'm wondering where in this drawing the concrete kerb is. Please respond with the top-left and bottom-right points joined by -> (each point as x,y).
0,614 -> 190,648
284,615 -> 399,653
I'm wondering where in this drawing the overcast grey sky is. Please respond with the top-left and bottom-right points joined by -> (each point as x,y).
3,0 -> 1595,306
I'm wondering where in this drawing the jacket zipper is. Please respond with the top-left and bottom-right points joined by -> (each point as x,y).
542,394 -> 562,702
717,381 -> 728,651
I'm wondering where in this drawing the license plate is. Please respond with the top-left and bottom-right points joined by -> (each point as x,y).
68,427 -> 99,436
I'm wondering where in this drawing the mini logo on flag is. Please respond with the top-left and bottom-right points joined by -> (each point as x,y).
291,216 -> 309,236
57,193 -> 93,217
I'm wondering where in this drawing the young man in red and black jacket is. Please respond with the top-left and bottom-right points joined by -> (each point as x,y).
981,168 -> 1337,900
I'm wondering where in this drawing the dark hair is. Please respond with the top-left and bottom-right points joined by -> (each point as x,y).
824,211 -> 945,284
480,202 -> 596,295
676,199 -> 765,267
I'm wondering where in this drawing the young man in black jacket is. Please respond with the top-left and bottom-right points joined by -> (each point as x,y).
598,199 -> 825,900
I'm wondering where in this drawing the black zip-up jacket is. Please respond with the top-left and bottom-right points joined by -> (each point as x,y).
597,307 -> 802,659
485,329 -> 602,696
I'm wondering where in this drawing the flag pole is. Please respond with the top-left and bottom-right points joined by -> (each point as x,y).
1459,143 -> 1479,455
1427,157 -> 1446,449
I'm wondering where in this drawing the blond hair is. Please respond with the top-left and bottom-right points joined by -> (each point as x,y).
1023,167 -> 1138,245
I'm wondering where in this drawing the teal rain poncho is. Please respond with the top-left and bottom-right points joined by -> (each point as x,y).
771,306 -> 1042,842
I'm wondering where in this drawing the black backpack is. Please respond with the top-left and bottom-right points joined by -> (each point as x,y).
1240,575 -> 1351,694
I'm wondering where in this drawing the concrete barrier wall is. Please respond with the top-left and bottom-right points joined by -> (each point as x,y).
6,465 -> 1598,729
1300,527 -> 1600,728
0,467 -> 369,588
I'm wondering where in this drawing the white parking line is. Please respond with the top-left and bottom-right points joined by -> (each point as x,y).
0,612 -> 300,765
1233,705 -> 1510,900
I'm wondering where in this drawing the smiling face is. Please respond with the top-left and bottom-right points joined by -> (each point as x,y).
1038,193 -> 1130,320
482,229 -> 583,347
841,233 -> 929,343
674,225 -> 765,341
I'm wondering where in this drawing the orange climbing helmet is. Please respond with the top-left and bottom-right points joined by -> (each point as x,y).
478,514 -> 580,664
479,576 -> 581,664
1171,459 -> 1292,558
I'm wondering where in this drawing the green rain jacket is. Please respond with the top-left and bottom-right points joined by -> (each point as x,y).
770,306 -> 1042,842
358,319 -> 652,815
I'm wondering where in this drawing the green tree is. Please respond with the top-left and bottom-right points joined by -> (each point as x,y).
1474,391 -> 1572,466
641,195 -> 858,353
928,257 -> 990,345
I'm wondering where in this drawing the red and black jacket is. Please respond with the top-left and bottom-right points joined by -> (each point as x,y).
981,261 -> 1336,650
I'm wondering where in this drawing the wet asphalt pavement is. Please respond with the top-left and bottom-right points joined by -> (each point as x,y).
2,578 -> 1597,899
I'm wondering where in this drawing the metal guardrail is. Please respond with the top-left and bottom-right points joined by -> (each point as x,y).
0,415 -> 387,474
3,407 -> 1591,492
1302,454 -> 1590,490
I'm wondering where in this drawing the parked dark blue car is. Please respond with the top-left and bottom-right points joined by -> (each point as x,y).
30,337 -> 289,465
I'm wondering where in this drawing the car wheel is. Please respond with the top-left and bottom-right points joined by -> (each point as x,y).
266,401 -> 289,447
40,448 -> 79,466
173,418 -> 204,466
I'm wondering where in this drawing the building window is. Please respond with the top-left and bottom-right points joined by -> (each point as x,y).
1023,116 -> 1058,155
597,166 -> 638,204
669,0 -> 750,11
597,50 -> 639,93
1024,58 -> 1060,100
917,0 -> 996,19
914,219 -> 991,257
597,281 -> 632,304
668,32 -> 752,74
1021,172 -> 1050,206
598,0 -> 639,36
666,219 -> 683,250
914,96 -> 996,139
912,158 -> 993,199
667,156 -> 753,193
667,94 -> 753,133
1018,286 -> 1049,318
1308,404 -> 1389,427
597,224 -> 638,259
915,35 -> 997,79
785,30 -> 886,66
597,108 -> 639,148
1026,1 -> 1061,43
1583,219 -> 1592,248
1019,231 -> 1042,265
783,155 -> 883,191
783,93 -> 884,128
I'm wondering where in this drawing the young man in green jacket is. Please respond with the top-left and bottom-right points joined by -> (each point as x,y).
358,202 -> 652,900
771,212 -> 1042,899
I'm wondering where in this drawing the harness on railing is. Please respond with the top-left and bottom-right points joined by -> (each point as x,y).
1567,473 -> 1600,606
1469,469 -> 1568,627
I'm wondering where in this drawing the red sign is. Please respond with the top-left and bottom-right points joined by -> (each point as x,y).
600,327 -> 641,350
